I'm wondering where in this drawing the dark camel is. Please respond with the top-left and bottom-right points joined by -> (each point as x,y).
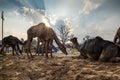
0,35 -> 23,55
70,36 -> 120,62
25,22 -> 68,58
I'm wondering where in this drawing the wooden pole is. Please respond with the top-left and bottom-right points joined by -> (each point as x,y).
2,16 -> 3,39
1,11 -> 4,40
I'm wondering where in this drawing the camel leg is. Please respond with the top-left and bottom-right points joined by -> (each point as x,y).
25,35 -> 33,58
25,34 -> 32,51
29,50 -> 33,58
25,48 -> 33,58
14,46 -> 19,55
26,51 -> 30,59
12,46 -> 15,56
13,45 -> 19,55
22,46 -> 24,53
36,39 -> 40,55
0,45 -> 6,55
24,49 -> 32,58
16,44 -> 22,55
26,48 -> 33,58
26,42 -> 33,58
50,46 -> 53,58
24,49 -> 29,58
41,42 -> 45,56
45,41 -> 48,58
49,40 -> 53,58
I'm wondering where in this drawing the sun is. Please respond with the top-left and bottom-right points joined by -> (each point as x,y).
42,16 -> 51,27
42,14 -> 57,27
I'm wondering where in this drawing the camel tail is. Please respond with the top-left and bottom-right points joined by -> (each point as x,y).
54,33 -> 68,55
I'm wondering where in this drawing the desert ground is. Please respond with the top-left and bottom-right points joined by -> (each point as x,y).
0,49 -> 120,80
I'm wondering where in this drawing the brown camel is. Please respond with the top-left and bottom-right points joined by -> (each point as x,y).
114,27 -> 120,44
25,22 -> 68,58
70,36 -> 120,62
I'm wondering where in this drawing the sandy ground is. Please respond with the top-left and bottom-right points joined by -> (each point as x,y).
0,49 -> 120,80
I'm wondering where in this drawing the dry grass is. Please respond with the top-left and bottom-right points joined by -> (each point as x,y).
0,50 -> 120,80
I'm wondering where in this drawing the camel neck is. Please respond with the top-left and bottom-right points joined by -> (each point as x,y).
74,41 -> 80,51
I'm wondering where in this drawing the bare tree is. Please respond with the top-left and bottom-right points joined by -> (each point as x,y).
57,24 -> 74,45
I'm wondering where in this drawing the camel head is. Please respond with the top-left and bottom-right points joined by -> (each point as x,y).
63,45 -> 68,55
70,37 -> 78,46
60,44 -> 68,55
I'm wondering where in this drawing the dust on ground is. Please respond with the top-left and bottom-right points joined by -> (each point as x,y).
0,49 -> 120,80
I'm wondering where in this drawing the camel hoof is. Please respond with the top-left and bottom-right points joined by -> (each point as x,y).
51,56 -> 53,58
31,56 -> 34,58
1,53 -> 6,56
45,55 -> 49,58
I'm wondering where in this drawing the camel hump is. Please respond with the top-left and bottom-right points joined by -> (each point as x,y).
95,36 -> 103,41
8,35 -> 13,37
38,22 -> 45,26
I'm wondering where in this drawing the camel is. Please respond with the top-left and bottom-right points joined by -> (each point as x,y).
70,36 -> 120,62
25,22 -> 68,58
114,27 -> 120,44
0,35 -> 23,55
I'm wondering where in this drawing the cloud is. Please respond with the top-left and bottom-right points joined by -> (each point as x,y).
17,7 -> 45,25
79,0 -> 105,15
73,15 -> 120,42
0,28 -> 27,40
70,0 -> 115,42
18,0 -> 45,10
17,6 -> 58,27
0,0 -> 23,11
4,29 -> 27,40
1,0 -> 120,42
0,0 -> 45,11
0,4 -> 56,39
72,0 -> 106,24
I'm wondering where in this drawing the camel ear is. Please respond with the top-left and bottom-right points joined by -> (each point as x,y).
73,38 -> 76,42
74,37 -> 77,40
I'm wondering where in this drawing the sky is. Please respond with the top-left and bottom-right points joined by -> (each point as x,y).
0,0 -> 120,43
